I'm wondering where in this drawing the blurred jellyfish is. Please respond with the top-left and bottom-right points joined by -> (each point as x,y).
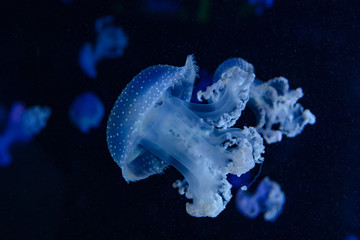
236,177 -> 285,222
345,234 -> 359,240
0,103 -> 51,167
106,53 -> 315,217
69,92 -> 104,133
248,0 -> 274,16
79,16 -> 128,78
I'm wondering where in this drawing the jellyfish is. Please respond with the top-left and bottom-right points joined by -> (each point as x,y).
79,16 -> 128,78
106,54 -> 314,217
0,103 -> 51,167
236,177 -> 285,222
107,55 -> 265,217
344,234 -> 359,240
69,92 -> 104,133
248,0 -> 274,16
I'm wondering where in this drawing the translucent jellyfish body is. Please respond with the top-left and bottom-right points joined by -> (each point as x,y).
69,92 -> 104,133
79,16 -> 128,78
107,55 -> 264,217
0,103 -> 51,166
236,177 -> 285,222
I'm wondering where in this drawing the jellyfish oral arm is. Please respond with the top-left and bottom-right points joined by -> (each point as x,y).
131,97 -> 263,217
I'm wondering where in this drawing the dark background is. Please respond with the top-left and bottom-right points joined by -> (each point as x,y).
0,0 -> 359,239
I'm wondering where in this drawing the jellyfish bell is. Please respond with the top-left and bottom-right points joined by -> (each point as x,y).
106,55 -> 198,182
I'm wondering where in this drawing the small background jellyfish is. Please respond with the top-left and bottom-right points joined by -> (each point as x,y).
69,92 -> 105,133
79,16 -> 128,78
345,234 -> 359,240
0,103 -> 51,167
236,177 -> 285,222
248,0 -> 274,16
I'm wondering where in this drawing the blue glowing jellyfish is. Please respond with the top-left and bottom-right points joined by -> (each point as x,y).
236,177 -> 285,222
345,234 -> 359,240
0,103 -> 51,167
106,55 -> 314,218
79,16 -> 128,78
248,0 -> 274,16
107,55 -> 265,217
69,92 -> 104,133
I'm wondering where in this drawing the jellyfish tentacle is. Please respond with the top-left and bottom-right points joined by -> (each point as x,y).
187,58 -> 255,129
